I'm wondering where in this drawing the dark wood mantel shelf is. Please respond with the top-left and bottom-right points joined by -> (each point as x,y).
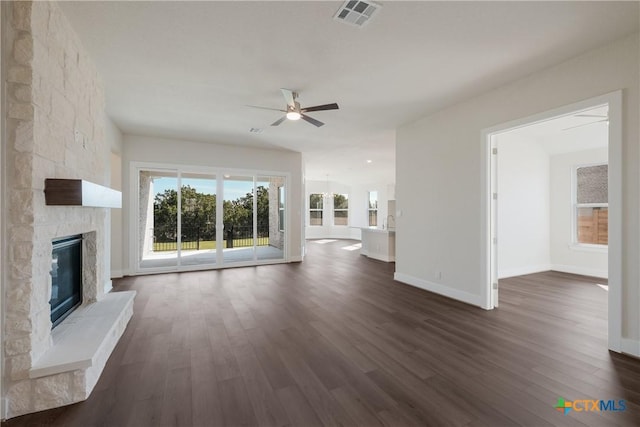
44,179 -> 122,208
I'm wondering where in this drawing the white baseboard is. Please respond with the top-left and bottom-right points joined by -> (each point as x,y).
621,338 -> 640,358
103,279 -> 113,294
393,272 -> 486,309
110,269 -> 125,279
551,264 -> 608,279
498,264 -> 552,279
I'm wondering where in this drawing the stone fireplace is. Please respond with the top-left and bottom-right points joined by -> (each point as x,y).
3,1 -> 135,419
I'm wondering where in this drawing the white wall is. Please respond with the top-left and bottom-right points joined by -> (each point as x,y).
304,180 -> 394,240
109,152 -> 124,278
105,116 -> 124,280
121,134 -> 304,272
550,147 -> 608,278
395,34 -> 638,343
496,133 -> 550,278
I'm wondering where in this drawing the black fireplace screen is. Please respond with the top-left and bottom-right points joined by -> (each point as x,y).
50,235 -> 83,328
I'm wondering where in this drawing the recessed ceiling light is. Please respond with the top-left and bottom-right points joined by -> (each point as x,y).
366,159 -> 373,163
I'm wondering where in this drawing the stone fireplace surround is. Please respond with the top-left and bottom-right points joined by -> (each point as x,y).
3,1 -> 135,418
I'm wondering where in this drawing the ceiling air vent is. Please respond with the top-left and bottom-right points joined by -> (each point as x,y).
334,0 -> 381,28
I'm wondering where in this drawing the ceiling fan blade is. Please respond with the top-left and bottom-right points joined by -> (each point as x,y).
301,103 -> 339,113
563,119 -> 608,131
280,88 -> 296,107
301,114 -> 324,127
271,116 -> 287,126
247,105 -> 286,112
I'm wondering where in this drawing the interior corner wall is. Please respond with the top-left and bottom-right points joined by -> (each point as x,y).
395,33 -> 639,340
121,134 -> 304,271
105,116 -> 123,279
550,147 -> 608,278
496,134 -> 551,278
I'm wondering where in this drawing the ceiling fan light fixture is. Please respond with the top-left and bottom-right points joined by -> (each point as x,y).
286,111 -> 301,121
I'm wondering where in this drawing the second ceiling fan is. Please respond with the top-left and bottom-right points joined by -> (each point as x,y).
251,89 -> 339,127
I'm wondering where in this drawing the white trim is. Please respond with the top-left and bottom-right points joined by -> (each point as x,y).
110,269 -> 125,279
607,90 -> 622,352
482,91 -> 622,353
103,279 -> 113,294
550,264 -> 608,279
394,272 -> 488,309
498,264 -> 552,279
621,339 -> 640,359
569,243 -> 608,253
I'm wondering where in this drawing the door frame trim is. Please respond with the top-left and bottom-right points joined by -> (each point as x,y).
480,91 -> 622,352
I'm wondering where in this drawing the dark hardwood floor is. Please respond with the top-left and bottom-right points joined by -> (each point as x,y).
5,240 -> 640,426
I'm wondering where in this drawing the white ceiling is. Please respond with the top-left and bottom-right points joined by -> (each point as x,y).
59,1 -> 639,185
498,105 -> 609,155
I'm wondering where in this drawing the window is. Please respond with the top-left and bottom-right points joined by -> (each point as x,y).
309,194 -> 323,226
368,191 -> 378,226
334,194 -> 349,226
278,186 -> 285,232
575,164 -> 608,245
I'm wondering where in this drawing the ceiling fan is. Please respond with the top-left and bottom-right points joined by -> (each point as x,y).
562,113 -> 609,131
249,89 -> 339,127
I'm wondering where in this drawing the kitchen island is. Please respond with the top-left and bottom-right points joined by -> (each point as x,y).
360,227 -> 396,262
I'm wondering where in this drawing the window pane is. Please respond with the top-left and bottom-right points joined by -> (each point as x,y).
310,211 -> 323,226
278,186 -> 285,232
334,194 -> 348,209
577,206 -> 608,245
368,191 -> 378,209
334,210 -> 348,226
577,165 -> 608,204
310,194 -> 323,209
369,210 -> 377,227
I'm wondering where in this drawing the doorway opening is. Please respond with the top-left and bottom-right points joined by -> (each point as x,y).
483,91 -> 622,352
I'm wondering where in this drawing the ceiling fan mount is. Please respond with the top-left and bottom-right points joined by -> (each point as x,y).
249,89 -> 339,127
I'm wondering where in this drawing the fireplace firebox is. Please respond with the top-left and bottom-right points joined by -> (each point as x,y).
50,235 -> 83,328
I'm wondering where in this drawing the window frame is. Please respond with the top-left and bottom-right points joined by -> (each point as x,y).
572,162 -> 608,249
333,193 -> 349,227
309,193 -> 324,227
368,191 -> 378,227
278,185 -> 285,232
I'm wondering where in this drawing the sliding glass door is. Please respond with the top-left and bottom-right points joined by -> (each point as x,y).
136,166 -> 286,273
223,175 -> 255,264
139,170 -> 178,270
180,172 -> 217,267
257,175 -> 285,261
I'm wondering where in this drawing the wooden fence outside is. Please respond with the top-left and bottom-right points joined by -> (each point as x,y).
577,207 -> 608,245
